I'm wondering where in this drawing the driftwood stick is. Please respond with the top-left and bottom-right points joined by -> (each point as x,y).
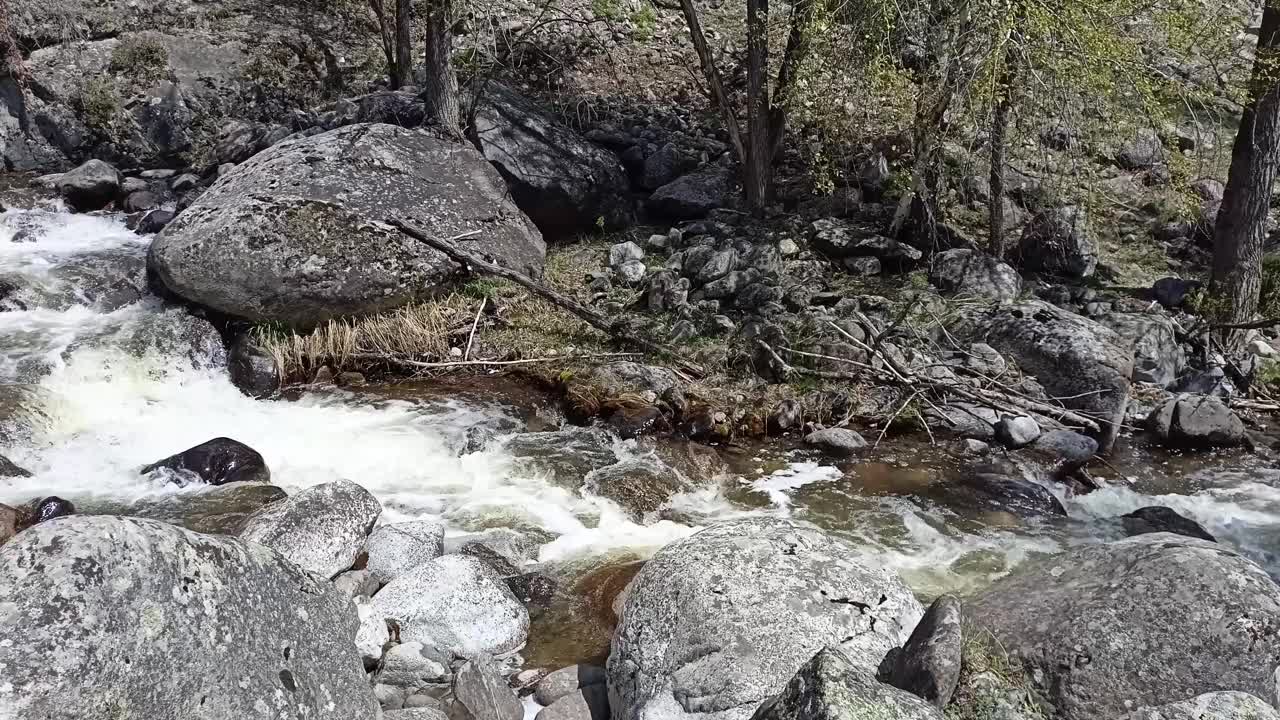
388,219 -> 704,376
464,297 -> 486,360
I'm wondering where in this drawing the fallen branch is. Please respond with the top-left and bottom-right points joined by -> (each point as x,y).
387,219 -> 704,376
464,297 -> 486,360
1209,317 -> 1280,331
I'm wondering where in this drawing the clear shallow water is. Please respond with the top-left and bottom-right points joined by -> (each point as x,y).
2,204 -> 1280,615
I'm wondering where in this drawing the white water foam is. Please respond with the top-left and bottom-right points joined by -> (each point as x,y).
5,206 -> 1280,594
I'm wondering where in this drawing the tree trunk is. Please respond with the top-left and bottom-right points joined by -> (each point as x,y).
423,0 -> 460,136
743,0 -> 770,214
890,0 -> 974,251
393,0 -> 413,90
767,0 -> 816,162
1210,0 -> 1280,344
368,0 -> 398,87
988,23 -> 1020,258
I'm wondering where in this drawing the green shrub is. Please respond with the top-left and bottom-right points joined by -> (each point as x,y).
76,77 -> 122,132
109,35 -> 170,85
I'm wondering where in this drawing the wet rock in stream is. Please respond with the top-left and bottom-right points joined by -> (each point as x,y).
86,481 -> 287,535
1121,506 -> 1216,542
141,436 -> 269,486
583,458 -> 694,518
934,470 -> 1066,520
240,479 -> 381,578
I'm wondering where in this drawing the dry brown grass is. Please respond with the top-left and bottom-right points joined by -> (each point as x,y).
256,299 -> 470,380
254,239 -> 628,381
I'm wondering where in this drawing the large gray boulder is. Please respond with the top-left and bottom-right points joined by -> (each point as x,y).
149,123 -> 545,328
969,533 -> 1280,720
959,301 -> 1132,451
1146,394 -> 1247,449
929,249 -> 1022,301
752,648 -> 943,720
0,515 -> 377,719
1017,206 -> 1097,278
1099,312 -> 1184,387
368,554 -> 529,659
609,518 -> 923,720
240,480 -> 381,579
471,84 -> 632,239
1127,691 -> 1280,720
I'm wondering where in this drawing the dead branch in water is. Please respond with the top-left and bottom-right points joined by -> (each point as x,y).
387,219 -> 705,377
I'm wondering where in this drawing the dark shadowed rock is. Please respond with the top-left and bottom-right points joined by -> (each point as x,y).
0,515 -> 377,719
1146,394 -> 1246,449
937,470 -> 1066,519
929,249 -> 1022,301
1152,277 -> 1199,309
57,159 -> 120,212
753,648 -> 944,720
969,533 -> 1280,720
472,84 -> 632,239
136,208 -> 175,234
958,301 -> 1132,451
880,595 -> 962,708
1121,506 -> 1215,542
1017,206 -> 1097,278
609,518 -> 923,720
28,496 -> 75,524
141,437 -> 268,486
228,334 -> 281,398
240,479 -> 381,578
149,123 -> 545,328
648,166 -> 735,221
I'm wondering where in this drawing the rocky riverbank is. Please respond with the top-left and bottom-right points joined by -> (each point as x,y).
4,0 -> 1280,715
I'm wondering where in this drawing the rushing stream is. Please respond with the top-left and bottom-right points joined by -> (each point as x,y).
4,203 -> 1280,666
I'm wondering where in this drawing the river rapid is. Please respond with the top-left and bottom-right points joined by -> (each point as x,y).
3,203 -> 1280,666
